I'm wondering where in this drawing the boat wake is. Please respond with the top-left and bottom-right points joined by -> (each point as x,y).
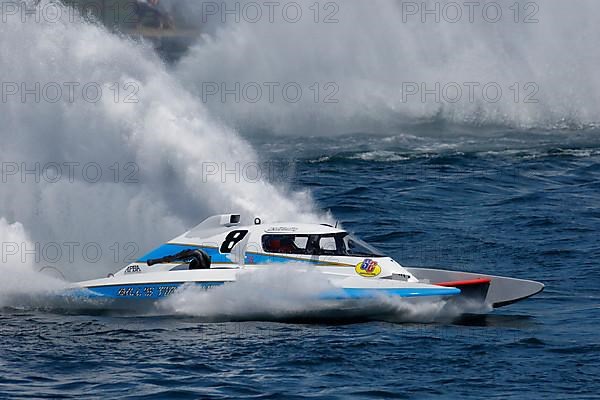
0,262 -> 490,324
157,265 -> 491,323
0,218 -> 68,310
0,265 -> 68,312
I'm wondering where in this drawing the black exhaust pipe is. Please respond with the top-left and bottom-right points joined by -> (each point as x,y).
146,249 -> 211,270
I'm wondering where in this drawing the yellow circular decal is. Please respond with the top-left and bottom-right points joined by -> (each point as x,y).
355,259 -> 381,277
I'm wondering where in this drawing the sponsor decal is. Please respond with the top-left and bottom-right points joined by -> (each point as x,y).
116,285 -> 177,297
265,226 -> 299,233
124,264 -> 141,274
355,259 -> 381,277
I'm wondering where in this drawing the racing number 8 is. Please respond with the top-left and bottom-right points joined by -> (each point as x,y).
220,230 -> 248,253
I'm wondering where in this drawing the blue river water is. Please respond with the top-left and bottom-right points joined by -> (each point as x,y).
1,128 -> 599,399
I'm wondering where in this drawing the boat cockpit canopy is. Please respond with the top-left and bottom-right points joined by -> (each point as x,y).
261,233 -> 383,257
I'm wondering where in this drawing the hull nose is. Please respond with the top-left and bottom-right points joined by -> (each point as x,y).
405,267 -> 544,308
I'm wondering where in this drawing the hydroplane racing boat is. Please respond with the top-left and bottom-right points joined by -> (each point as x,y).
72,214 -> 544,309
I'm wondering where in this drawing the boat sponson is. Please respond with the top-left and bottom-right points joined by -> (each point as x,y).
405,268 -> 544,308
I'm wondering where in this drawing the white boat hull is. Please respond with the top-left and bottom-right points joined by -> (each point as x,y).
72,267 -> 462,301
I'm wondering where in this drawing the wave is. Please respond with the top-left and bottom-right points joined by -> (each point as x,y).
175,0 -> 600,135
0,1 -> 322,280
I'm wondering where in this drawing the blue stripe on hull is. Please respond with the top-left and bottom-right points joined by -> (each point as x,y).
326,287 -> 461,300
71,282 -> 460,301
73,282 -> 224,300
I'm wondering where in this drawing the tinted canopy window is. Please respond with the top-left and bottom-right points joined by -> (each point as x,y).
262,234 -> 310,255
262,233 -> 383,257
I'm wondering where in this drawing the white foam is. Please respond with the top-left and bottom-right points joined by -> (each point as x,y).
349,151 -> 410,162
158,265 -> 337,320
158,264 -> 490,323
176,0 -> 600,135
0,1 -> 323,280
0,218 -> 67,308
